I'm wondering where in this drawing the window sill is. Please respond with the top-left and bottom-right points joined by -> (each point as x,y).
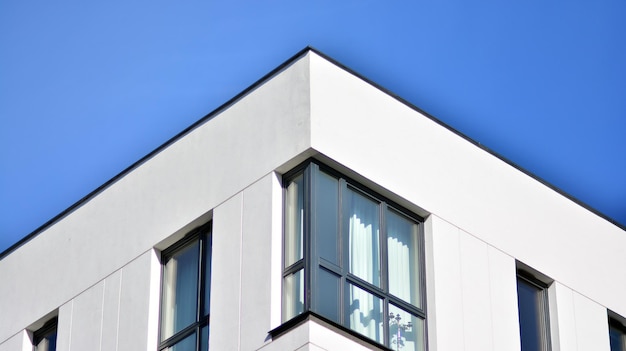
269,311 -> 393,351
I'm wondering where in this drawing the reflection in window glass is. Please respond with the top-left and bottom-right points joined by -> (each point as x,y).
388,304 -> 425,351
346,283 -> 383,344
161,240 -> 200,341
347,188 -> 380,286
317,268 -> 340,323
165,333 -> 195,351
517,276 -> 550,351
159,225 -> 211,351
387,209 -> 420,307
283,269 -> 305,321
316,172 -> 339,265
281,162 -> 426,350
34,331 -> 57,351
200,325 -> 209,351
610,321 -> 625,351
285,175 -> 304,268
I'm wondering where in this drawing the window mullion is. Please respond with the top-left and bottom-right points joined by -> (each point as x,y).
197,237 -> 204,324
304,163 -> 314,313
380,203 -> 389,347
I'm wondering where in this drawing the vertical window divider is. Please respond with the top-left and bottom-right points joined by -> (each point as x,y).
380,203 -> 389,346
304,163 -> 314,313
281,159 -> 426,351
338,177 -> 346,326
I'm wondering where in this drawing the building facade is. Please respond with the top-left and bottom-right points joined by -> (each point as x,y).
1,48 -> 625,351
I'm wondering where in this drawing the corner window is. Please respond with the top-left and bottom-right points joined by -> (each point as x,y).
610,318 -> 626,351
159,223 -> 212,351
282,161 -> 426,351
33,318 -> 57,351
517,273 -> 551,351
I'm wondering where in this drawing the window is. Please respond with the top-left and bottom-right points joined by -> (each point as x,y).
610,317 -> 626,351
159,223 -> 212,351
282,161 -> 426,351
517,273 -> 551,351
33,318 -> 57,351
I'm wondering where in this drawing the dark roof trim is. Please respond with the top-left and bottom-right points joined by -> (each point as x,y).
1,46 -> 623,260
306,47 -> 626,233
0,47 -> 312,260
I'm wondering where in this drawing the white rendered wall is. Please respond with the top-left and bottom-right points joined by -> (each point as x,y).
258,319 -> 383,351
29,249 -> 160,351
1,50 -> 625,351
0,54 -> 312,343
0,330 -> 31,351
308,52 -> 626,322
550,282 -> 611,351
209,172 -> 282,351
425,215 -> 521,351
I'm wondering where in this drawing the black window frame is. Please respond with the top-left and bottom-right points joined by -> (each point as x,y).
33,317 -> 58,351
280,160 -> 427,350
516,271 -> 552,351
158,222 -> 212,351
610,316 -> 626,351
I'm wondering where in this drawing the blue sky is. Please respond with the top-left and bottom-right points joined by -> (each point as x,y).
1,1 -> 625,253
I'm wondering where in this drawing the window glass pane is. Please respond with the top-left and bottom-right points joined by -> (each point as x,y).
165,333 -> 196,351
161,240 -> 200,341
610,324 -> 625,351
285,174 -> 304,268
35,334 -> 57,351
517,277 -> 550,351
200,325 -> 209,351
346,283 -> 383,343
347,188 -> 380,286
388,304 -> 425,351
316,268 -> 340,323
387,210 -> 421,307
316,171 -> 339,265
282,269 -> 305,321
203,234 -> 212,317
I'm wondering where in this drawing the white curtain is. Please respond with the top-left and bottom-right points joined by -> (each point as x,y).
284,176 -> 303,267
387,210 -> 420,306
282,269 -> 304,320
347,189 -> 382,342
161,242 -> 199,340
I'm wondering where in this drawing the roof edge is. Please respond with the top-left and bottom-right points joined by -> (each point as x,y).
0,47 -> 314,260
306,47 -> 626,233
2,46 -> 623,260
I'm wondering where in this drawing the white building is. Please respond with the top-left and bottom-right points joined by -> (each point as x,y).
1,48 -> 625,351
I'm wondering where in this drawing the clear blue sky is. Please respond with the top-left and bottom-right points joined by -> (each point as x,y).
1,1 -> 625,253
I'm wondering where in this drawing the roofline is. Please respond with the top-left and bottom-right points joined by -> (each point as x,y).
1,46 -> 623,260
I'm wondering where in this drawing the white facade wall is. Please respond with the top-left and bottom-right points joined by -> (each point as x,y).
1,50 -> 623,351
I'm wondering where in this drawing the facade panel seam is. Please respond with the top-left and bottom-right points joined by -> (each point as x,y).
99,279 -> 106,351
115,269 -> 122,351
238,191 -> 245,351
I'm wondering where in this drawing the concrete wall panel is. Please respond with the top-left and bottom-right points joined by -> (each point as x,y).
240,174 -> 276,350
0,330 -> 31,351
117,250 -> 155,351
0,52 -> 312,342
573,291 -> 610,351
425,216 -> 464,351
210,193 -> 243,350
309,51 -> 626,318
487,246 -> 520,351
69,281 -> 104,351
459,231 -> 493,351
57,301 -> 72,351
100,270 -> 122,351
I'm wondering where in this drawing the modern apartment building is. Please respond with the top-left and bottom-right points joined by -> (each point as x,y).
1,48 -> 625,351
